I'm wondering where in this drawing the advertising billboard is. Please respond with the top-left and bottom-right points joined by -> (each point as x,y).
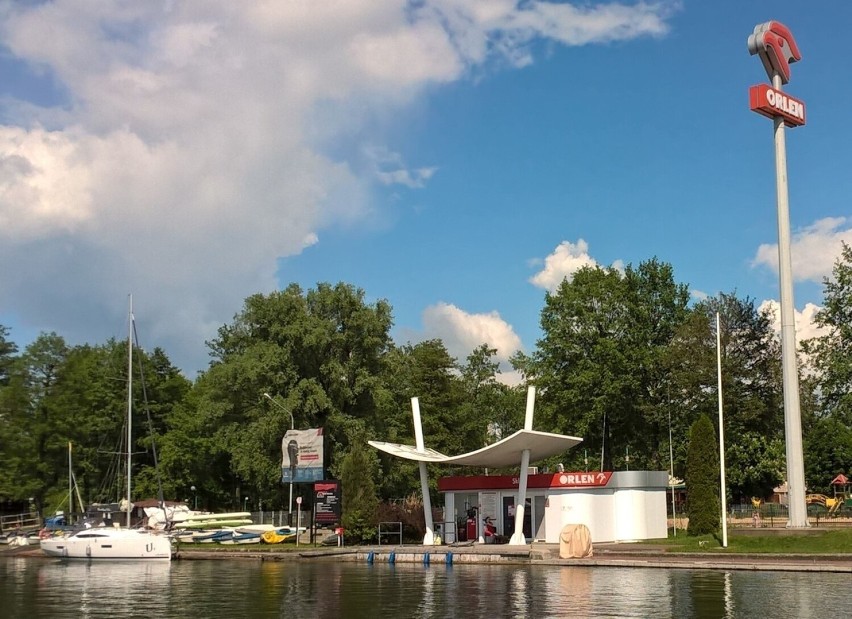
314,480 -> 341,525
281,428 -> 324,483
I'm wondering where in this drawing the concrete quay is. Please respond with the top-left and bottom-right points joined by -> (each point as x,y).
175,541 -> 852,573
5,539 -> 850,573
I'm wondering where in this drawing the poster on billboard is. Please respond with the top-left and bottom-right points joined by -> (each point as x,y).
314,480 -> 341,525
281,428 -> 324,483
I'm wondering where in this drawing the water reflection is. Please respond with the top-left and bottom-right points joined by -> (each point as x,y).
34,561 -> 172,618
2,558 -> 851,618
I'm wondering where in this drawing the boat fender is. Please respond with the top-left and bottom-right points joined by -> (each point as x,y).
367,551 -> 374,564
388,551 -> 395,564
445,552 -> 453,566
423,552 -> 430,566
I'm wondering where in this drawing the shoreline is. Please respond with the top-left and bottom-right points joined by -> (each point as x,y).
5,541 -> 850,573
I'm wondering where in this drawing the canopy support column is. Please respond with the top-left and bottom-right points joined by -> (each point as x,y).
509,387 -> 536,545
412,397 -> 434,545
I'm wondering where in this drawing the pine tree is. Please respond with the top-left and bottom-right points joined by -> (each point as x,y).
340,439 -> 379,542
686,414 -> 720,535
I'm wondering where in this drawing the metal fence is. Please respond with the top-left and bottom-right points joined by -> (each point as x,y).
0,511 -> 40,533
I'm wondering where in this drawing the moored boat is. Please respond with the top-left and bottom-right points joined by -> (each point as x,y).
40,298 -> 173,561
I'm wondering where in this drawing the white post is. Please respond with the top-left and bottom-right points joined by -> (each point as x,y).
716,313 -> 728,548
412,398 -> 435,545
668,409 -> 676,537
296,501 -> 301,547
771,71 -> 809,528
509,387 -> 536,545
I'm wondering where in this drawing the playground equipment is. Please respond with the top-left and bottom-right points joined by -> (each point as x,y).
806,494 -> 843,515
806,474 -> 850,517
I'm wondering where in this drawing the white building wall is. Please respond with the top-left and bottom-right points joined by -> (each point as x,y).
544,491 -> 618,543
444,471 -> 669,544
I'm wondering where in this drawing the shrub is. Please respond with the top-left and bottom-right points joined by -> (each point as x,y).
686,414 -> 720,535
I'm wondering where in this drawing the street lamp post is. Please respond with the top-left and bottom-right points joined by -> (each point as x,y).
263,393 -> 296,526
244,496 -> 249,512
191,485 -> 197,510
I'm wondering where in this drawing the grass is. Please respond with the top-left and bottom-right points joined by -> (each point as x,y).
646,528 -> 852,554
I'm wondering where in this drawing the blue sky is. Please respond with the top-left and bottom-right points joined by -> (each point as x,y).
1,1 -> 850,381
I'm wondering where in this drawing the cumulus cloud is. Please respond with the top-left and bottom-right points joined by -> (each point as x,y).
420,302 -> 523,379
0,1 -> 676,374
757,299 -> 828,347
752,217 -> 852,283
529,238 -> 620,291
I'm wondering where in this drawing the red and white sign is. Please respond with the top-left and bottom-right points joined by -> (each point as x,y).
749,84 -> 806,127
555,471 -> 612,487
438,471 -> 613,492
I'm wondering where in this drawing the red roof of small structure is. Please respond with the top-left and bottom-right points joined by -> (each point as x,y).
830,474 -> 849,485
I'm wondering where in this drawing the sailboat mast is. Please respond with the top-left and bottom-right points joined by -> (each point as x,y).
126,295 -> 133,528
68,442 -> 73,517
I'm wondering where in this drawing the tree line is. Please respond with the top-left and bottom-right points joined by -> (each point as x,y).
1,248 -> 851,524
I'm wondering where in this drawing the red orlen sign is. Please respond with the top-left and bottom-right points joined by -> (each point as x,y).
749,84 -> 806,127
554,471 -> 612,487
438,471 -> 613,492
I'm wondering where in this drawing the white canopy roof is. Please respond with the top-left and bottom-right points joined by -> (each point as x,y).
369,429 -> 582,469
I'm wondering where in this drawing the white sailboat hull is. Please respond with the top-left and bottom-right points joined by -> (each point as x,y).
40,528 -> 172,560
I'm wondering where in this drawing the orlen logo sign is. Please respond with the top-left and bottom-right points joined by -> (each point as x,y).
749,83 -> 806,127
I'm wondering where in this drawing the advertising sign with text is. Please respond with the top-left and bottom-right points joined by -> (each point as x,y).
281,428 -> 324,483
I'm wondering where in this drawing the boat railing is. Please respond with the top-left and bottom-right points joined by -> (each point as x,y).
0,511 -> 41,533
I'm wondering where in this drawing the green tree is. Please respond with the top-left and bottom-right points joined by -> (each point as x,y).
686,414 -> 720,535
664,293 -> 784,500
1,333 -> 70,512
802,242 -> 852,427
529,258 -> 689,471
459,344 -> 519,443
340,438 -> 379,542
176,282 -> 394,511
804,417 -> 852,493
0,324 -> 17,385
0,333 -> 190,515
373,339 -> 467,501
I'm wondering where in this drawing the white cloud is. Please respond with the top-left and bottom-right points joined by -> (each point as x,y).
757,299 -> 828,347
365,145 -> 437,189
421,301 -> 523,366
529,239 -> 599,291
0,1 -> 676,374
752,217 -> 852,283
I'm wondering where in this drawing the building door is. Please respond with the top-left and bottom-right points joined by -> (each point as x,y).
502,497 -> 515,537
534,495 -> 546,540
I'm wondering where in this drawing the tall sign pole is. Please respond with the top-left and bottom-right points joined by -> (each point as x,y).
747,21 -> 809,528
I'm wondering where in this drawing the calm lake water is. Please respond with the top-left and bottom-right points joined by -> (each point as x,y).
2,556 -> 850,618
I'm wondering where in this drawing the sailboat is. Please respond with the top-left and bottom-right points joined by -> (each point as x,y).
41,297 -> 173,560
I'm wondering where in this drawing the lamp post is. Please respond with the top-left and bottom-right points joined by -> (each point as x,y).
191,485 -> 197,510
263,393 -> 295,526
244,496 -> 249,512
